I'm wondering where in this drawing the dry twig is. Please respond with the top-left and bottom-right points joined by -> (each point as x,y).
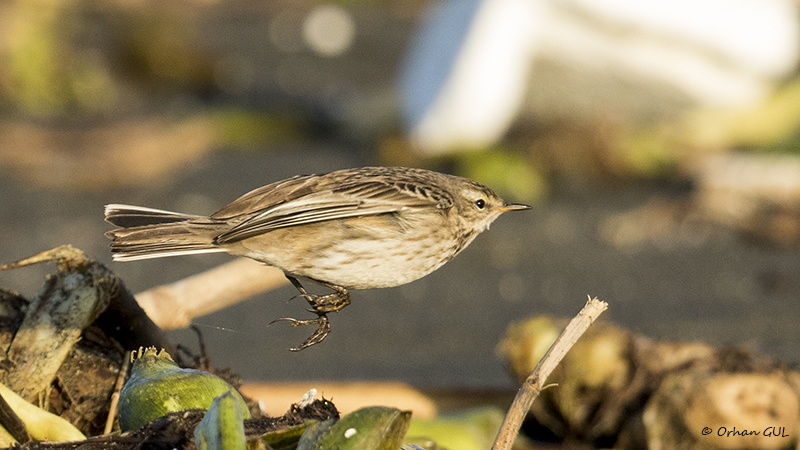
134,258 -> 288,330
104,357 -> 130,434
492,296 -> 608,450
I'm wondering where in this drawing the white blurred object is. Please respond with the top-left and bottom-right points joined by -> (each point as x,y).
298,388 -> 318,408
694,153 -> 800,245
697,153 -> 800,220
401,0 -> 800,155
303,4 -> 356,57
401,0 -> 538,153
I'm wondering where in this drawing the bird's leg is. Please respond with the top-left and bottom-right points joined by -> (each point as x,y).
270,275 -> 351,351
287,276 -> 351,314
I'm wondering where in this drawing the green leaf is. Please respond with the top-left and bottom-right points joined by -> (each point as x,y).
295,419 -> 336,450
194,392 -> 247,450
260,420 -> 322,450
301,407 -> 411,450
119,347 -> 251,432
405,407 -> 505,450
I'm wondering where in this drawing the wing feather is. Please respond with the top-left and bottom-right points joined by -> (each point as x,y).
210,174 -> 317,219
211,167 -> 454,244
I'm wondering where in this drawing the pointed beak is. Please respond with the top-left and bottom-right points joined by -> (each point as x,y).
497,202 -> 531,213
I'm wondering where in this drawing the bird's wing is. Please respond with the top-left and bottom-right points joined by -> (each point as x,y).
213,178 -> 450,244
210,174 -> 318,220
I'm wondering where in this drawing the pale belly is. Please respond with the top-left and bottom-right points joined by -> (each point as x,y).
225,212 -> 463,289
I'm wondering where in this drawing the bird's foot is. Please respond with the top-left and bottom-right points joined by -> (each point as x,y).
270,314 -> 331,352
286,275 -> 352,314
276,275 -> 352,350
302,290 -> 351,314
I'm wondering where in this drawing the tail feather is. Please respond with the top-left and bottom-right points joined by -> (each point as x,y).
105,204 -> 202,227
104,204 -> 228,261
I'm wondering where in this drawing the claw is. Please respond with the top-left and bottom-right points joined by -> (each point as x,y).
270,315 -> 331,351
277,275 -> 351,350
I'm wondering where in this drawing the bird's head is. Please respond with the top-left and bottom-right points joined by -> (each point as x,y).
454,178 -> 530,233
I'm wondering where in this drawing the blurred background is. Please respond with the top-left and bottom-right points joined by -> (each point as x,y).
2,0 -> 800,396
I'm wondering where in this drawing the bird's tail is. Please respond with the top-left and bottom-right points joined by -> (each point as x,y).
104,204 -> 228,261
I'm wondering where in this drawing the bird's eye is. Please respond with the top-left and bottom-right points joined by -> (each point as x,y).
475,199 -> 486,209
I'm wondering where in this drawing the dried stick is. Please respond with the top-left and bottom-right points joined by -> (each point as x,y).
134,258 -> 288,330
104,356 -> 130,434
491,296 -> 608,450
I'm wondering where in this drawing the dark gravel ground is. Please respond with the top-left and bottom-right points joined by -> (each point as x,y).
2,0 -> 800,391
2,144 -> 800,390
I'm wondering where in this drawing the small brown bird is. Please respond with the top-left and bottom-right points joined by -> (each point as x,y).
105,166 -> 529,350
